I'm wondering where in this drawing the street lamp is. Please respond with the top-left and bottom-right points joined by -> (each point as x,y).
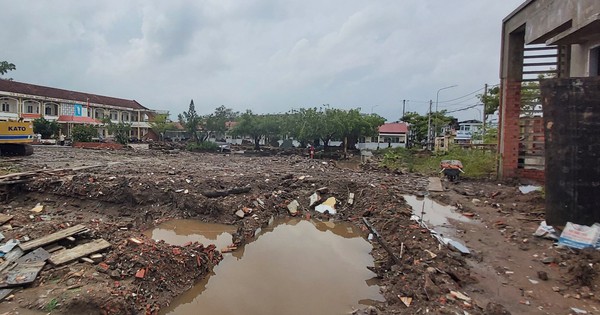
371,105 -> 379,114
434,85 -> 458,138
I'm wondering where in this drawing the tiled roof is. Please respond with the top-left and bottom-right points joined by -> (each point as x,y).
0,80 -> 148,110
378,122 -> 408,134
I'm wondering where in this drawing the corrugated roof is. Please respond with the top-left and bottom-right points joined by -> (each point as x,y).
0,80 -> 148,110
378,122 -> 408,134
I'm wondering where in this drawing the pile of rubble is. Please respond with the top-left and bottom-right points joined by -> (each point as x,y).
0,147 -> 562,314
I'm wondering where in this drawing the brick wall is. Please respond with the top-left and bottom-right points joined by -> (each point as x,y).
499,79 -> 522,179
517,169 -> 545,183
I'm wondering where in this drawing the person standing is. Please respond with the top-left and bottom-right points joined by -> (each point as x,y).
59,133 -> 65,146
309,145 -> 315,159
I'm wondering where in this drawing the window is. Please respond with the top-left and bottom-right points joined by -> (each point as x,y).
1,102 -> 9,112
110,111 -> 118,120
26,105 -> 34,113
45,106 -> 52,115
95,109 -> 104,119
122,112 -> 129,122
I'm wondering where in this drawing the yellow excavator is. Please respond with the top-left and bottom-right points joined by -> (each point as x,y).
0,120 -> 34,156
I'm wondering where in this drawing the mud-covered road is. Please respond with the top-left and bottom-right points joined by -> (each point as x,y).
0,145 -> 598,315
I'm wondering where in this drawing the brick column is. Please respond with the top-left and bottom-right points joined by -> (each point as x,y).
498,79 -> 521,179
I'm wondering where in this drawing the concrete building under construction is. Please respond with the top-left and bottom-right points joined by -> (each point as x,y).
499,0 -> 600,182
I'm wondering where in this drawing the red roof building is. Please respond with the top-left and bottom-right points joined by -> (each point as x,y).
0,80 -> 164,140
378,122 -> 409,134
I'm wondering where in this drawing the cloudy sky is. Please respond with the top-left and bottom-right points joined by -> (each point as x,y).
1,0 -> 524,121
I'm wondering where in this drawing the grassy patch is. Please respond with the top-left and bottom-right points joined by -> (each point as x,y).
380,147 -> 497,179
45,298 -> 59,312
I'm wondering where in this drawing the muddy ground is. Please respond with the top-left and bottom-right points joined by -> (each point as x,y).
0,145 -> 598,314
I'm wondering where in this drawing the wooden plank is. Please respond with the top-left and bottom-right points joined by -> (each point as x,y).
0,248 -> 49,289
49,239 -> 111,265
427,177 -> 444,192
19,224 -> 86,251
0,248 -> 23,273
0,214 -> 13,226
362,218 -> 400,265
0,288 -> 14,301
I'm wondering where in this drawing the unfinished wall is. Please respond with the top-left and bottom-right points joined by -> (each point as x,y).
542,77 -> 600,226
499,0 -> 600,181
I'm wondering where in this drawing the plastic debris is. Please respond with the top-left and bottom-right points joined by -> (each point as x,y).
315,197 -> 337,214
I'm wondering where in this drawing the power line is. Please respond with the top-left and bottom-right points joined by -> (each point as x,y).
437,87 -> 484,103
446,103 -> 481,114
438,96 -> 480,108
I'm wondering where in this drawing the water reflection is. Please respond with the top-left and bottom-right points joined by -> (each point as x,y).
158,218 -> 383,315
403,195 -> 471,227
145,220 -> 237,250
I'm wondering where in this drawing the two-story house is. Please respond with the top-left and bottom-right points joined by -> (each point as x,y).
0,80 -> 165,140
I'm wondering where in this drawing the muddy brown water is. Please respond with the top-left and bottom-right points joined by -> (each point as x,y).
147,218 -> 383,315
145,220 -> 237,249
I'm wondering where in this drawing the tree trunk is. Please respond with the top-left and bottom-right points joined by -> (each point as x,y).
254,136 -> 260,150
344,136 -> 348,155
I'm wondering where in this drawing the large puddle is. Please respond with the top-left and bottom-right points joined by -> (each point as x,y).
148,218 -> 383,315
403,195 -> 471,227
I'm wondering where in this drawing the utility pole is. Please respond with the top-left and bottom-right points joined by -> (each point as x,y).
482,84 -> 488,142
427,100 -> 432,150
402,100 -> 406,120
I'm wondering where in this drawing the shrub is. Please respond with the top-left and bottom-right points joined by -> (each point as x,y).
33,117 -> 60,139
72,124 -> 98,142
187,141 -> 219,152
381,146 -> 497,179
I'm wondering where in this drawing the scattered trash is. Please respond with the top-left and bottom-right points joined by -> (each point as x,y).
537,271 -> 548,281
446,239 -> 470,255
398,296 -> 412,307
0,240 -> 19,253
558,222 -> 600,249
533,221 -> 558,240
315,197 -> 337,214
287,200 -> 300,216
450,291 -> 471,302
571,307 -> 588,314
30,203 -> 44,213
347,193 -> 355,205
309,193 -> 321,207
519,185 -> 541,194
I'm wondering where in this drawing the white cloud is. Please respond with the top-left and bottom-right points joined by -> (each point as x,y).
1,0 -> 524,120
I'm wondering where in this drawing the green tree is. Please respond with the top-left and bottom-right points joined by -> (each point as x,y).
282,108 -> 321,148
205,105 -> 238,140
231,111 -> 282,150
102,117 -> 132,145
32,117 -> 60,139
478,86 -> 500,117
402,111 -> 454,146
149,114 -> 173,141
0,61 -> 16,80
178,99 -> 203,143
72,125 -> 98,142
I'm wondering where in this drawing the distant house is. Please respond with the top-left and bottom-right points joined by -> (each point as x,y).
357,122 -> 409,150
454,120 -> 483,144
